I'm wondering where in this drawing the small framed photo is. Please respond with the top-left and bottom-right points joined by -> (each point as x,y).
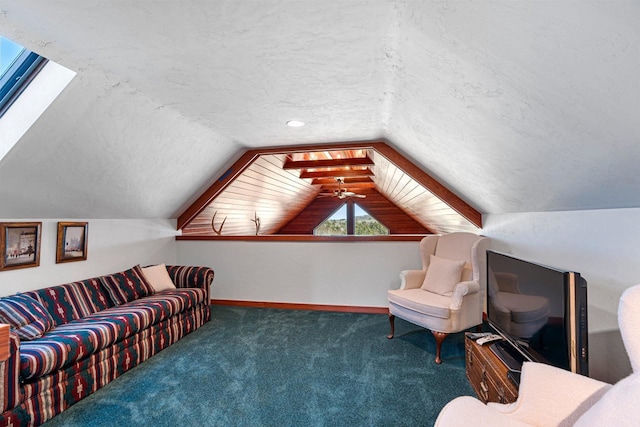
0,222 -> 42,271
56,222 -> 88,263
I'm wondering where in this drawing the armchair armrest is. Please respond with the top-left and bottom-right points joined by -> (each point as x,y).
1,332 -> 21,413
436,396 -> 531,427
450,280 -> 480,309
487,362 -> 611,426
399,270 -> 426,290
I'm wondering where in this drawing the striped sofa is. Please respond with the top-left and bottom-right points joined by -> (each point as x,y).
0,265 -> 214,427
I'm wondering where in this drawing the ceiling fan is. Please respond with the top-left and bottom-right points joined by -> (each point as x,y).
317,178 -> 366,199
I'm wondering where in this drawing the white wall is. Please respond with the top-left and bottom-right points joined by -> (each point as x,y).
177,240 -> 421,308
4,211 -> 634,383
0,219 -> 177,295
483,207 -> 640,383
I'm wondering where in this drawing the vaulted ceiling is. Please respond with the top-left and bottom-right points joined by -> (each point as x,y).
178,141 -> 481,236
0,1 -> 638,221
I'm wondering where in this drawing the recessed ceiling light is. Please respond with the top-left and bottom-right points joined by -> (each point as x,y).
286,120 -> 305,127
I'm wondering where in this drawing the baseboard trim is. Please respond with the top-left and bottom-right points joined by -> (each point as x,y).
211,299 -> 389,315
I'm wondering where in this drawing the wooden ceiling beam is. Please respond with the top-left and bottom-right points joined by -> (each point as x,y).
283,156 -> 374,170
177,139 -> 483,231
300,168 -> 374,179
320,182 -> 376,190
311,177 -> 373,186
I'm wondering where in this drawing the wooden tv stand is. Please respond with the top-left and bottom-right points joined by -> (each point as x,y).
465,335 -> 519,404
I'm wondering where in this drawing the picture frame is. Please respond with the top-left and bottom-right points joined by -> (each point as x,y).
0,222 -> 42,271
56,222 -> 88,264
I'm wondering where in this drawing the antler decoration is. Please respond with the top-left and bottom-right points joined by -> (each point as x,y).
211,211 -> 227,236
250,212 -> 261,236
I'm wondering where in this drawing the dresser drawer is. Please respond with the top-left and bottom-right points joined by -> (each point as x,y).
465,337 -> 518,404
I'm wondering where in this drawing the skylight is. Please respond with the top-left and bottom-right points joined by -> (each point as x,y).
0,37 -> 23,75
0,35 -> 76,162
0,36 -> 45,116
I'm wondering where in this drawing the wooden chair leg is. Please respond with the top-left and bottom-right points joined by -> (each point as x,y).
431,331 -> 449,364
387,314 -> 395,339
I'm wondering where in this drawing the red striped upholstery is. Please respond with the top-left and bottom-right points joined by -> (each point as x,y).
24,278 -> 113,327
0,265 -> 213,427
0,296 -> 54,341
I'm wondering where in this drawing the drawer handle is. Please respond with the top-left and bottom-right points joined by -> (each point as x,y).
467,347 -> 473,366
479,369 -> 489,401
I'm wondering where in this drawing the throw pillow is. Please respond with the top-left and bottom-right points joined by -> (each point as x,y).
421,255 -> 466,296
0,294 -> 55,340
100,265 -> 154,305
141,263 -> 176,292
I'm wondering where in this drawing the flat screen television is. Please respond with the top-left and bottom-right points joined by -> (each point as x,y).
486,250 -> 588,376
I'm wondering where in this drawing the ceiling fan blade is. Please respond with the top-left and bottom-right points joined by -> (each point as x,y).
352,194 -> 366,198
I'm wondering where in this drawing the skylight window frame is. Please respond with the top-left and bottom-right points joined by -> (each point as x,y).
0,48 -> 47,118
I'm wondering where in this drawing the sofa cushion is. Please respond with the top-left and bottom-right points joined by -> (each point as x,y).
69,277 -> 113,314
128,288 -> 208,316
100,265 -> 154,305
141,264 -> 176,292
18,287 -> 207,380
25,279 -> 113,326
421,255 -> 466,296
0,294 -> 55,340
387,289 -> 451,319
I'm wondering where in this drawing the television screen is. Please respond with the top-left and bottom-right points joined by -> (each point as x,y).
486,251 -> 588,374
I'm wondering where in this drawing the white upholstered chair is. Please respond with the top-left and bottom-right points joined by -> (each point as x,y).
387,233 -> 490,364
435,284 -> 640,426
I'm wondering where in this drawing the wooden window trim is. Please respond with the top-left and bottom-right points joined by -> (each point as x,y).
176,235 -> 426,242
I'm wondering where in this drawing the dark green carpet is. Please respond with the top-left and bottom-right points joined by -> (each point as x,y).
43,306 -> 474,426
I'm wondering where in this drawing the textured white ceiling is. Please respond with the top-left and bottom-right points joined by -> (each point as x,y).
0,1 -> 638,219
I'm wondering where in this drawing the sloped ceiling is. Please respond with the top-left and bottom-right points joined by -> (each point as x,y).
179,143 -> 481,236
0,1 -> 638,220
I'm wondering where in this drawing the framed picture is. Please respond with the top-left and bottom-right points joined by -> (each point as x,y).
56,222 -> 88,263
0,222 -> 42,271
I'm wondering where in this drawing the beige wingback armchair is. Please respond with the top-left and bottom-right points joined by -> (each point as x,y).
387,233 -> 490,364
435,284 -> 640,426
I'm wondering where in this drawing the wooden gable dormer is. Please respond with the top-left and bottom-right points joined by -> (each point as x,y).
177,140 -> 481,237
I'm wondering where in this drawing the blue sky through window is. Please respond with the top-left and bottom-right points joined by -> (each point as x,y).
329,204 -> 367,220
0,36 -> 25,78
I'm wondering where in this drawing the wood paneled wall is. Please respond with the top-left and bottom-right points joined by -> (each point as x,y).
182,154 -> 318,236
370,151 -> 479,234
180,141 -> 482,237
276,188 -> 430,235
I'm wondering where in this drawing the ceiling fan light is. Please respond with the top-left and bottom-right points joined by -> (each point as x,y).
286,120 -> 305,127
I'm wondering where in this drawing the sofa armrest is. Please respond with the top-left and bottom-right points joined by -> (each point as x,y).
399,270 -> 426,290
450,280 -> 480,310
166,266 -> 215,298
487,362 -> 611,426
1,332 -> 21,413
